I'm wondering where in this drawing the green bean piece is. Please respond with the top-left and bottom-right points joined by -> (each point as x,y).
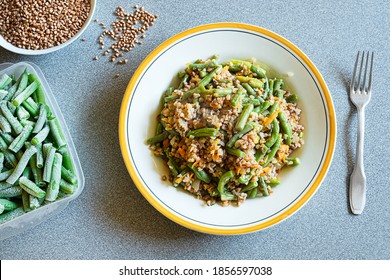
249,78 -> 264,89
7,101 -> 16,114
28,73 -> 46,104
241,180 -> 258,192
6,145 -> 37,185
0,203 -> 4,214
186,128 -> 218,138
217,171 -> 235,201
252,106 -> 261,114
155,121 -> 163,136
238,168 -> 256,185
198,65 -> 222,87
42,143 -> 52,158
235,103 -> 254,131
247,187 -> 258,198
265,119 -> 280,148
0,74 -> 12,89
229,59 -> 252,68
0,182 -> 12,190
189,59 -> 217,70
217,78 -> 232,84
274,89 -> 284,99
268,101 -> 279,115
268,79 -> 275,96
178,73 -> 189,90
0,135 -> 15,166
9,125 -> 33,153
32,104 -> 48,133
187,164 -> 211,183
0,101 -> 23,134
22,97 -> 40,117
0,186 -> 22,198
259,177 -> 269,196
269,178 -> 281,187
0,90 -> 8,100
227,122 -> 255,148
262,77 -> 269,99
31,124 -> 50,146
0,207 -> 25,224
12,80 -> 39,106
258,101 -> 271,114
0,132 -> 14,145
19,176 -> 46,198
0,115 -> 12,133
3,150 -> 18,168
0,152 -> 3,171
167,159 -> 179,177
231,86 -> 246,107
242,98 -> 262,106
48,118 -> 66,148
226,147 -> 246,158
228,65 -> 242,72
273,78 -> 284,92
164,95 -> 179,103
181,86 -> 204,100
43,146 -> 56,183
286,94 -> 299,103
29,155 -> 39,184
286,157 -> 301,166
199,70 -> 207,78
146,131 -> 169,144
278,112 -> 292,145
242,82 -> 256,96
61,166 -> 77,184
250,64 -> 267,79
29,195 -> 40,209
16,106 -> 30,120
59,179 -> 76,194
4,80 -> 19,101
262,134 -> 282,167
177,70 -> 186,79
236,76 -> 264,89
13,70 -> 29,99
199,88 -> 233,97
58,147 -> 73,172
36,143 -> 44,168
0,169 -> 13,182
255,147 -> 266,163
0,198 -> 18,211
45,153 -> 62,201
20,119 -> 34,128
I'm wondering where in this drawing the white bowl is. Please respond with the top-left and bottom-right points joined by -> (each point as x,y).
0,0 -> 96,55
119,23 -> 337,235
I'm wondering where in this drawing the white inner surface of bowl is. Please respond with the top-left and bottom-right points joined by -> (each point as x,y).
125,29 -> 329,229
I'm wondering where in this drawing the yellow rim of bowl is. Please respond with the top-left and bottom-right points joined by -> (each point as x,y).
119,22 -> 336,235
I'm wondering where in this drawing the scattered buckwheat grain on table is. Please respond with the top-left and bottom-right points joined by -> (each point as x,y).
0,0 -> 91,50
96,5 -> 158,64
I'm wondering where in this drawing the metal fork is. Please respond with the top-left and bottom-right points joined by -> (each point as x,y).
349,51 -> 374,215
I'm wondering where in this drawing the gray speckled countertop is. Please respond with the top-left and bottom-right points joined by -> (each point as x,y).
0,0 -> 389,260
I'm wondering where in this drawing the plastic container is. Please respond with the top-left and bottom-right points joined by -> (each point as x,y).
0,62 -> 85,241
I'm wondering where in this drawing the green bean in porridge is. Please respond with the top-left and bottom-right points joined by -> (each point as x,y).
147,55 -> 304,206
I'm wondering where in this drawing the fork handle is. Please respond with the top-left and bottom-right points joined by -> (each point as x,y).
349,106 -> 366,215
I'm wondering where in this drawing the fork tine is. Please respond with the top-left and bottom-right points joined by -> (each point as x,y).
350,51 -> 360,92
356,51 -> 365,92
361,51 -> 369,92
368,52 -> 374,93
